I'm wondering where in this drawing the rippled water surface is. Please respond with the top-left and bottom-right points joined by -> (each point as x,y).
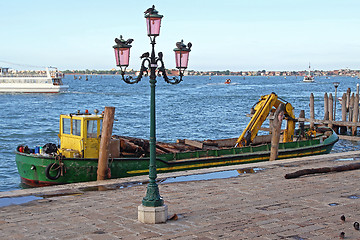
1,75 -> 359,191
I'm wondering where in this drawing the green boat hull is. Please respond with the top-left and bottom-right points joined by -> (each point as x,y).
15,131 -> 338,187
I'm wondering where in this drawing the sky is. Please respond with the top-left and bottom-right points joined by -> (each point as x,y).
0,0 -> 359,71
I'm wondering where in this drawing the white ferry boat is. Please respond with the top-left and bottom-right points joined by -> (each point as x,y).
0,67 -> 69,93
303,63 -> 314,82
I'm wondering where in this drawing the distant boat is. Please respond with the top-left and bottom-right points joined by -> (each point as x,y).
0,67 -> 68,93
303,63 -> 315,82
225,79 -> 231,84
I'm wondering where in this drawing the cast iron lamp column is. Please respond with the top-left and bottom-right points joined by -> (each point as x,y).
113,5 -> 192,222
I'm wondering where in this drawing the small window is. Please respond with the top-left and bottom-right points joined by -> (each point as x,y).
62,118 -> 71,134
87,120 -> 98,138
72,119 -> 81,136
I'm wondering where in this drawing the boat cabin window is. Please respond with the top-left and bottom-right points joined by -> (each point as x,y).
87,120 -> 98,138
72,119 -> 81,136
62,118 -> 71,134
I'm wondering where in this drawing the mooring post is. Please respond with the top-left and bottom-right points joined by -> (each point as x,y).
299,110 -> 305,138
349,93 -> 355,122
341,93 -> 347,121
346,88 -> 351,112
310,93 -> 315,129
341,93 -> 347,134
324,92 -> 329,120
270,103 -> 285,161
97,106 -> 115,180
329,93 -> 334,129
352,93 -> 359,136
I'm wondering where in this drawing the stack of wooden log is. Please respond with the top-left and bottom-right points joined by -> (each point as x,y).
111,135 -> 235,157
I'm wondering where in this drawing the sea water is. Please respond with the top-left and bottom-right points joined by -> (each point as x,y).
1,75 -> 360,192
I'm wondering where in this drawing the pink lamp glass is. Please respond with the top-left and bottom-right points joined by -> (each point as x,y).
114,47 -> 130,67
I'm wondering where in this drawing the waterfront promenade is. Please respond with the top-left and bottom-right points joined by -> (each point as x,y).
1,150 -> 360,239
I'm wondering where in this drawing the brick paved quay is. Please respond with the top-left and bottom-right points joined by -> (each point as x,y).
2,151 -> 360,240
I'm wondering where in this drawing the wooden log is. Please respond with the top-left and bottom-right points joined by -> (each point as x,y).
270,103 -> 285,161
156,144 -> 180,154
324,93 -> 329,120
310,93 -> 315,128
184,139 -> 203,149
352,93 -> 359,136
341,93 -> 347,134
119,138 -> 145,153
97,107 -> 115,180
155,147 -> 167,155
284,162 -> 360,179
328,93 -> 333,129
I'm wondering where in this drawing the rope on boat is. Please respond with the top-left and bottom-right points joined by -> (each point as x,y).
45,155 -> 65,180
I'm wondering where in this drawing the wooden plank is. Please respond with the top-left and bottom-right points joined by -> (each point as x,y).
184,139 -> 203,149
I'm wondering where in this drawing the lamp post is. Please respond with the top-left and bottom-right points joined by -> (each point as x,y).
113,5 -> 191,224
333,82 -> 340,120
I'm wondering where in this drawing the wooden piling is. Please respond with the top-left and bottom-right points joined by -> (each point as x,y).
310,93 -> 315,128
346,88 -> 351,111
341,93 -> 347,134
349,93 -> 355,122
328,93 -> 333,129
270,103 -> 285,161
299,110 -> 305,137
97,106 -> 115,181
324,93 -> 329,120
352,94 -> 359,136
342,93 -> 347,122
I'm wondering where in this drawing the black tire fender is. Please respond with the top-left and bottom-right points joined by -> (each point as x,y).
45,163 -> 61,180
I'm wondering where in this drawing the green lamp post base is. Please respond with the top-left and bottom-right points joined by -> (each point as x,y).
142,182 -> 164,207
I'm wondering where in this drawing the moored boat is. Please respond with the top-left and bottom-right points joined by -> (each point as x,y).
15,93 -> 339,187
0,67 -> 68,93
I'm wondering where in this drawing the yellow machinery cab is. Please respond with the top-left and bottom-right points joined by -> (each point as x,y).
58,111 -> 103,158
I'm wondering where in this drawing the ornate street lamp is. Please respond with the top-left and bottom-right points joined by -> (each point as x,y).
333,82 -> 340,120
113,5 -> 192,224
113,35 -> 132,74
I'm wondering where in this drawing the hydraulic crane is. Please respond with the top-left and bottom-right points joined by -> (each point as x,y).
235,92 -> 295,147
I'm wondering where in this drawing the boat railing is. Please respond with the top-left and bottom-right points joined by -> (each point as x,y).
0,78 -> 53,84
0,72 -> 63,79
0,73 -> 49,78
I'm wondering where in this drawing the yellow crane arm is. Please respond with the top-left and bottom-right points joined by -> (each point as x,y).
235,92 -> 295,147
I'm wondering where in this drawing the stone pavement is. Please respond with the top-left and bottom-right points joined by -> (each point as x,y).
2,151 -> 360,239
